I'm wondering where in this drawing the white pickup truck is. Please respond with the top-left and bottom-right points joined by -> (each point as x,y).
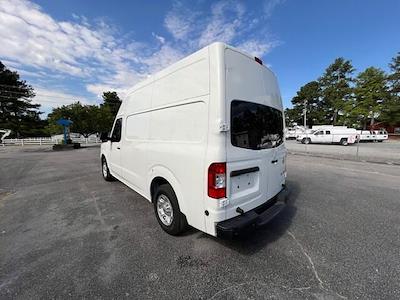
296,126 -> 357,146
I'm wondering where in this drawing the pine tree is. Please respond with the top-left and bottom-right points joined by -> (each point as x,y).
101,91 -> 122,117
353,67 -> 389,129
0,61 -> 44,137
290,81 -> 325,126
383,52 -> 400,125
319,58 -> 354,125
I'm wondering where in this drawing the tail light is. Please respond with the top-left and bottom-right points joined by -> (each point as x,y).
208,163 -> 226,199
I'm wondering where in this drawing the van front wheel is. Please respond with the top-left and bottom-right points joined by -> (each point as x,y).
154,184 -> 187,235
101,158 -> 113,181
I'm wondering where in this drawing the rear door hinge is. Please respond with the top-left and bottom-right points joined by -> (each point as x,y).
219,123 -> 230,132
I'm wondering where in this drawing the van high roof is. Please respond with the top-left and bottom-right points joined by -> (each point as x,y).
124,42 -> 274,99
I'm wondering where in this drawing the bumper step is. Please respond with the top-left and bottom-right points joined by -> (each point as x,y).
216,188 -> 288,238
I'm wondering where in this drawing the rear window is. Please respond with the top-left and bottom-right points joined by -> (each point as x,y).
231,100 -> 284,150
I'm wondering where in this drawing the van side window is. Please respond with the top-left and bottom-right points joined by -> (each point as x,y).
231,100 -> 283,150
326,131 -> 331,135
111,118 -> 122,142
315,130 -> 323,135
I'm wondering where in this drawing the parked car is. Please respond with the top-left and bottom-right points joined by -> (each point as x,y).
356,130 -> 388,142
100,42 -> 288,237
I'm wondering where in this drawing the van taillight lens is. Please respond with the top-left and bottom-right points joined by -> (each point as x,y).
208,163 -> 226,199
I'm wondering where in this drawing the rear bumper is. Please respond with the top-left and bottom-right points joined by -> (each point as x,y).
216,187 -> 289,238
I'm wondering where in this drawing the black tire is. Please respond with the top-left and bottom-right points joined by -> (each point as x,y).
153,184 -> 187,235
302,138 -> 310,144
101,157 -> 114,181
340,138 -> 348,146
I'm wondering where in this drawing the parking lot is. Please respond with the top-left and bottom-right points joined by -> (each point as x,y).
0,146 -> 399,299
286,139 -> 400,165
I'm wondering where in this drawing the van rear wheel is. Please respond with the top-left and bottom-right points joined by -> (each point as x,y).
153,184 -> 187,235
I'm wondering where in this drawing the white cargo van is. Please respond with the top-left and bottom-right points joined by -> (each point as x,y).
296,125 -> 357,146
100,42 -> 287,237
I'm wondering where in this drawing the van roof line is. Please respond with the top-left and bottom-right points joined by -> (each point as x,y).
124,42 -> 274,100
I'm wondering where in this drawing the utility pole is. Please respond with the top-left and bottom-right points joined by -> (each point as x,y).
304,99 -> 308,152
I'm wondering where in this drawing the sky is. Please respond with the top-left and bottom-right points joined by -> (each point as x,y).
0,0 -> 399,116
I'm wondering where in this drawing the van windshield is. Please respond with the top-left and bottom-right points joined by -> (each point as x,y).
231,100 -> 284,150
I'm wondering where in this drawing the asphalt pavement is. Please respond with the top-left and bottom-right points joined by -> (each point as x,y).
286,139 -> 400,165
0,145 -> 399,299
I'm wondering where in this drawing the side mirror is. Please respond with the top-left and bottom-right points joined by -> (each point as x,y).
100,132 -> 110,142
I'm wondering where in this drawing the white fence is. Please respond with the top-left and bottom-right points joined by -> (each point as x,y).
2,136 -> 101,146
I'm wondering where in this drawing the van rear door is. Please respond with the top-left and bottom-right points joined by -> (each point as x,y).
224,49 -> 286,220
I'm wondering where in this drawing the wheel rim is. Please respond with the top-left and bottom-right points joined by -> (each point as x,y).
102,161 -> 108,177
157,194 -> 173,226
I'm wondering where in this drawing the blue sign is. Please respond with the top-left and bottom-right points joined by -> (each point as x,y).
56,119 -> 73,144
57,119 -> 73,126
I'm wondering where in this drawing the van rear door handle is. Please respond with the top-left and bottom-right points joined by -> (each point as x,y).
117,147 -> 121,150
271,159 -> 278,164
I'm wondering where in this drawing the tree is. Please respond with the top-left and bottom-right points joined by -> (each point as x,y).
388,52 -> 400,95
319,58 -> 355,125
383,52 -> 400,125
284,107 -> 303,127
47,102 -> 106,137
0,61 -> 45,137
101,91 -> 121,117
290,81 -> 325,127
47,91 -> 121,138
100,91 -> 122,131
352,67 -> 389,129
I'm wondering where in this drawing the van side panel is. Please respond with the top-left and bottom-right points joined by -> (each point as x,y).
147,51 -> 210,232
152,57 -> 209,108
150,101 -> 206,142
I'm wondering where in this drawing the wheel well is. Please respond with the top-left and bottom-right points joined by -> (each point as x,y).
150,177 -> 170,202
101,154 -> 106,162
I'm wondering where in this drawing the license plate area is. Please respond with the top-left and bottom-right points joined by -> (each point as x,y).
230,171 -> 259,199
